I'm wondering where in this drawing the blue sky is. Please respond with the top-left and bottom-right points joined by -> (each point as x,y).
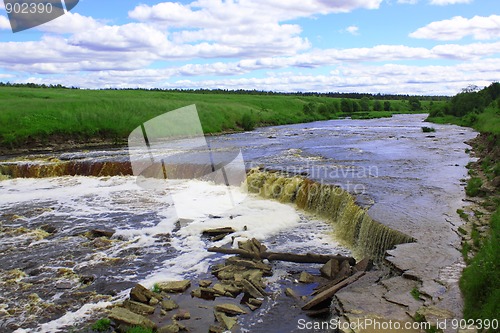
0,0 -> 499,95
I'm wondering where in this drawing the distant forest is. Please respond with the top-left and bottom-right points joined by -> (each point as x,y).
0,81 -> 448,101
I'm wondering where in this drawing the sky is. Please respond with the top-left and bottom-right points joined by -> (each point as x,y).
0,0 -> 499,95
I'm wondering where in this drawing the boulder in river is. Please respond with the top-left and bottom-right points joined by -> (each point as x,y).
109,307 -> 156,330
299,271 -> 314,283
157,280 -> 191,293
130,283 -> 159,304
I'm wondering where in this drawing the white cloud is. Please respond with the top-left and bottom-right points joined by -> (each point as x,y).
0,15 -> 10,30
410,15 -> 500,40
127,0 -> 382,57
429,0 -> 472,5
153,59 -> 500,95
129,0 -> 383,25
345,25 -> 360,35
36,12 -> 105,34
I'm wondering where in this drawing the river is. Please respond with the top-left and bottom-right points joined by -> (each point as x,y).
0,114 -> 477,332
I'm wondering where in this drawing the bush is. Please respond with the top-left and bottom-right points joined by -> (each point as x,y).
240,113 -> 255,131
91,318 -> 111,332
421,126 -> 436,133
460,208 -> 500,326
466,177 -> 483,196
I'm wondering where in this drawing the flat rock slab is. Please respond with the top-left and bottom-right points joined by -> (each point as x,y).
124,299 -> 155,315
380,276 -> 422,314
215,303 -> 247,315
334,272 -> 415,328
161,299 -> 179,311
158,280 -> 191,293
109,307 -> 156,330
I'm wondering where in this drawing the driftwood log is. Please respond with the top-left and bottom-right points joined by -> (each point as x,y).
207,246 -> 356,266
302,271 -> 365,310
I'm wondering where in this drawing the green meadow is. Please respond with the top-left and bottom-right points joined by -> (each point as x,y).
0,86 -> 431,149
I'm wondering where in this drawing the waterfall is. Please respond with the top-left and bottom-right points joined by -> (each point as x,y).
245,169 -> 414,260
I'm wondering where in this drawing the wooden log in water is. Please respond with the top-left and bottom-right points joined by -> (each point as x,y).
301,271 -> 365,310
207,247 -> 356,266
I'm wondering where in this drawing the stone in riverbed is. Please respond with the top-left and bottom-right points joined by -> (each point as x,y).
109,307 -> 156,330
161,299 -> 179,311
214,311 -> 237,330
320,259 -> 340,279
215,303 -> 247,315
285,287 -> 299,299
157,280 -> 191,293
88,229 -> 115,239
158,324 -> 180,333
199,279 -> 212,287
172,309 -> 191,320
124,299 -> 155,315
130,284 -> 159,303
299,271 -> 314,284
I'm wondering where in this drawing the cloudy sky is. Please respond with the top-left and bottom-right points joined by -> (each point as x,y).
0,0 -> 499,95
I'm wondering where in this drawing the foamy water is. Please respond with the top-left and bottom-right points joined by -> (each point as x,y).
0,176 -> 346,332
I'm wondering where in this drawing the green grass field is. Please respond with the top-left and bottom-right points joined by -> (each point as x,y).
0,87 -> 426,149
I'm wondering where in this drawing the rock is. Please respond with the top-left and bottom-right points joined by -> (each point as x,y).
335,259 -> 352,280
353,258 -> 373,273
130,284 -> 158,303
248,298 -> 263,306
157,280 -> 191,293
191,287 -> 217,300
92,237 -> 112,248
203,226 -> 232,233
89,229 -> 115,239
214,311 -> 237,330
208,325 -> 225,333
213,283 -> 227,296
320,259 -> 340,279
199,279 -> 212,287
245,303 -> 259,311
305,308 -> 330,318
225,257 -> 272,273
79,275 -> 95,285
299,271 -> 314,284
285,288 -> 299,299
109,307 -> 156,330
55,281 -> 73,289
172,309 -> 191,320
40,224 -> 57,234
124,300 -> 155,315
161,299 -> 179,311
149,297 -> 159,306
215,303 -> 247,315
158,324 -> 180,333
241,279 -> 264,299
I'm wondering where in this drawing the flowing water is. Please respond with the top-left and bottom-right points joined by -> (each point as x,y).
0,114 -> 477,332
